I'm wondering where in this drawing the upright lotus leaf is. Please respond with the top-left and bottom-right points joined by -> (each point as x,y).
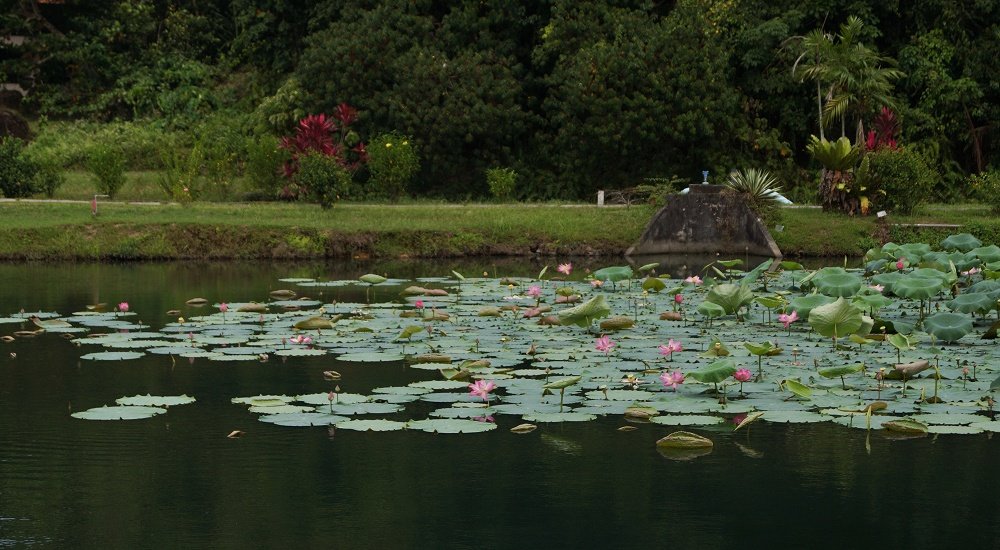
891,276 -> 943,300
865,259 -> 888,274
947,293 -> 997,315
818,364 -> 864,389
739,260 -> 772,286
812,267 -> 862,297
940,233 -> 982,252
688,358 -> 737,384
911,267 -> 955,285
705,284 -> 754,315
780,261 -> 805,271
782,378 -> 813,399
700,337 -> 730,357
923,312 -> 973,343
641,277 -> 666,293
697,301 -> 726,320
294,316 -> 336,330
397,325 -> 425,341
755,296 -> 786,310
734,411 -> 766,431
542,376 -> 583,390
808,298 -> 864,343
852,292 -> 893,313
593,266 -> 633,284
359,274 -> 387,285
637,262 -> 659,274
789,294 -> 835,318
897,243 -> 932,262
969,280 -> 1000,294
451,270 -> 466,281
599,316 -> 635,331
555,286 -> 577,297
557,295 -> 611,328
971,245 -> 1000,264
655,431 -> 714,449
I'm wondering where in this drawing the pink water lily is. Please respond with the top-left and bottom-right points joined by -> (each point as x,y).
118,302 -> 129,313
778,310 -> 799,329
527,285 -> 542,299
684,275 -> 703,285
595,335 -> 615,355
674,294 -> 684,304
659,370 -> 685,391
468,379 -> 497,402
414,300 -> 424,309
734,368 -> 752,383
219,302 -> 229,313
658,339 -> 682,361
557,263 -> 573,276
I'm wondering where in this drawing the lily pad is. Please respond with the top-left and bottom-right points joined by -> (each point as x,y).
71,405 -> 167,420
407,419 -> 497,433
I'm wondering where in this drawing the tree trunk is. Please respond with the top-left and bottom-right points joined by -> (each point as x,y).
816,80 -> 824,141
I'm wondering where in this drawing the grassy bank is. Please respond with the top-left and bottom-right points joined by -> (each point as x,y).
0,200 -> 996,261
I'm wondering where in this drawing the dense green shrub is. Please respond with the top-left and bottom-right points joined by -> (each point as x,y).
970,171 -> 1000,213
367,132 -> 420,200
245,135 -> 287,197
486,167 -> 517,200
86,144 -> 127,199
28,121 -> 181,170
866,147 -> 936,215
295,151 -> 351,209
0,137 -> 38,198
158,145 -> 204,203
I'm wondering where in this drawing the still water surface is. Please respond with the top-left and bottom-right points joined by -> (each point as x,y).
1,260 -> 998,549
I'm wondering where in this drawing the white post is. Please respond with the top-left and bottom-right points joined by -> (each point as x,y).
597,190 -> 605,207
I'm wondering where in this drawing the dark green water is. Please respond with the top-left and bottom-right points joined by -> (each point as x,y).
1,261 -> 999,549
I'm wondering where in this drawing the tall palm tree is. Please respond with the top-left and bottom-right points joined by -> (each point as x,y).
790,29 -> 834,141
821,16 -> 905,143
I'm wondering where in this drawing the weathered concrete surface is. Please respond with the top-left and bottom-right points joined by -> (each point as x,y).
626,188 -> 781,257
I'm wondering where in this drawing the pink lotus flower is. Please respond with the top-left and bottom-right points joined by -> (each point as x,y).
595,335 -> 615,355
778,310 -> 799,329
468,379 -> 497,401
557,263 -> 572,276
219,302 -> 229,313
590,279 -> 603,288
674,294 -> 684,304
962,267 -> 981,276
734,368 -> 752,383
527,285 -> 542,299
659,370 -> 684,391
684,275 -> 703,285
896,257 -> 905,270
658,339 -> 682,361
118,302 -> 129,313
870,284 -> 885,292
414,300 -> 424,309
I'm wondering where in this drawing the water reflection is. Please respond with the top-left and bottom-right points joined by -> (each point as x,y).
0,261 -> 998,548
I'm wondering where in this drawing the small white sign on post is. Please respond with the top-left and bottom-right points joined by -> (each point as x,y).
876,210 -> 888,218
597,190 -> 605,207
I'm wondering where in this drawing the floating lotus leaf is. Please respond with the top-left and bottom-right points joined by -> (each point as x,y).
655,430 -> 713,449
359,274 -> 388,285
593,266 -> 633,283
923,312 -> 974,342
232,395 -> 293,405
812,267 -> 862,297
641,277 -> 667,292
337,351 -> 405,363
71,405 -> 167,420
327,403 -> 404,415
80,351 -> 146,361
522,412 -> 597,422
599,316 -> 635,331
971,421 -> 1000,433
762,411 -> 828,423
407,419 -> 497,433
274,348 -> 327,357
940,233 -> 982,252
789,294 -> 835,317
649,415 -> 723,426
705,284 -> 754,315
808,297 -> 864,339
557,295 -> 611,328
409,380 -> 472,390
335,419 -> 407,431
909,413 -> 984,425
406,353 -> 452,365
926,425 -> 984,434
296,392 -> 369,405
258,412 -> 348,426
688,358 -> 737,384
115,394 -> 196,407
584,389 -> 652,401
250,404 -> 313,414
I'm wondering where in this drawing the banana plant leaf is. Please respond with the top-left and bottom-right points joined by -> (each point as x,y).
557,295 -> 611,328
923,312 -> 974,343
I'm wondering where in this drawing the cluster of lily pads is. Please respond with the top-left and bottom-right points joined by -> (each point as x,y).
6,233 -> 1000,447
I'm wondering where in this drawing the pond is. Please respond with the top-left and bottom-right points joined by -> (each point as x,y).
2,257 -> 1000,549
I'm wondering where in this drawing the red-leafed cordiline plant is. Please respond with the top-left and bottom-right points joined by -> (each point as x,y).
278,103 -> 368,205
